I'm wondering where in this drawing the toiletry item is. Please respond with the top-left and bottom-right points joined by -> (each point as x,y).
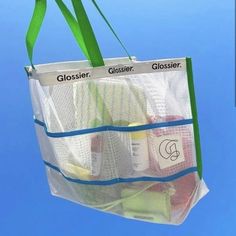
64,163 -> 91,180
128,123 -> 150,172
91,134 -> 103,176
121,187 -> 171,223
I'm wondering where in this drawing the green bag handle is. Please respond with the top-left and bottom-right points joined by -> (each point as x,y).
56,0 -> 132,64
26,0 -> 47,69
26,0 -> 104,67
55,0 -> 91,61
71,0 -> 104,67
26,0 -> 131,68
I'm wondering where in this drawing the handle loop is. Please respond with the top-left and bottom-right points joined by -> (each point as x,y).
26,0 -> 131,68
71,0 -> 104,67
55,0 -> 91,61
26,0 -> 47,69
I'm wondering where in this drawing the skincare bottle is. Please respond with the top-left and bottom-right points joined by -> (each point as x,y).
129,123 -> 149,171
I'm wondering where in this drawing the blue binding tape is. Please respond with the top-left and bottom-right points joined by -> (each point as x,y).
44,161 -> 198,186
35,118 -> 193,138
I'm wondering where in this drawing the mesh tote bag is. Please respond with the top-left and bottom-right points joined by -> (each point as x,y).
25,0 -> 208,225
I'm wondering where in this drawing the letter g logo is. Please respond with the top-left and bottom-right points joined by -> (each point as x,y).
159,139 -> 180,161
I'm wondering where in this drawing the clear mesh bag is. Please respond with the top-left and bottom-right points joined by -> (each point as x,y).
26,57 -> 208,224
25,0 -> 208,225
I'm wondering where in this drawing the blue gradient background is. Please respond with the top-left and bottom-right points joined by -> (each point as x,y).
0,0 -> 235,235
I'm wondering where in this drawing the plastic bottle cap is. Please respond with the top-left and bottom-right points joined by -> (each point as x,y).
129,123 -> 147,139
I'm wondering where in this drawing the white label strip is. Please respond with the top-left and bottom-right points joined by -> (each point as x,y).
30,58 -> 187,86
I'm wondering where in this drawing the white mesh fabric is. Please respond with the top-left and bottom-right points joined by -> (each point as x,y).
30,63 -> 195,179
28,58 -> 208,225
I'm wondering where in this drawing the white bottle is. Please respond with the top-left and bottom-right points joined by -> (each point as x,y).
129,123 -> 150,172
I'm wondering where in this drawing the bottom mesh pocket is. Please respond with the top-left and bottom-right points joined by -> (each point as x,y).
46,165 -> 203,225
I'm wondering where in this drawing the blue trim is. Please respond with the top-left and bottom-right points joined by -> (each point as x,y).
35,119 -> 45,127
35,119 -> 193,138
44,161 -> 197,186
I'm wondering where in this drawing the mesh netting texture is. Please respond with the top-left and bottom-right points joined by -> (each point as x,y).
28,59 -> 208,225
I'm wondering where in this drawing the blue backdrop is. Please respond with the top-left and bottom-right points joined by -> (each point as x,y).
0,0 -> 235,235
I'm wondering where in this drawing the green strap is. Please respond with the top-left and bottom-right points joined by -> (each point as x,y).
71,0 -> 104,67
56,0 -> 131,65
91,0 -> 132,60
186,58 -> 203,179
26,0 -> 47,68
26,0 -> 131,67
26,0 -> 104,67
55,0 -> 90,60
